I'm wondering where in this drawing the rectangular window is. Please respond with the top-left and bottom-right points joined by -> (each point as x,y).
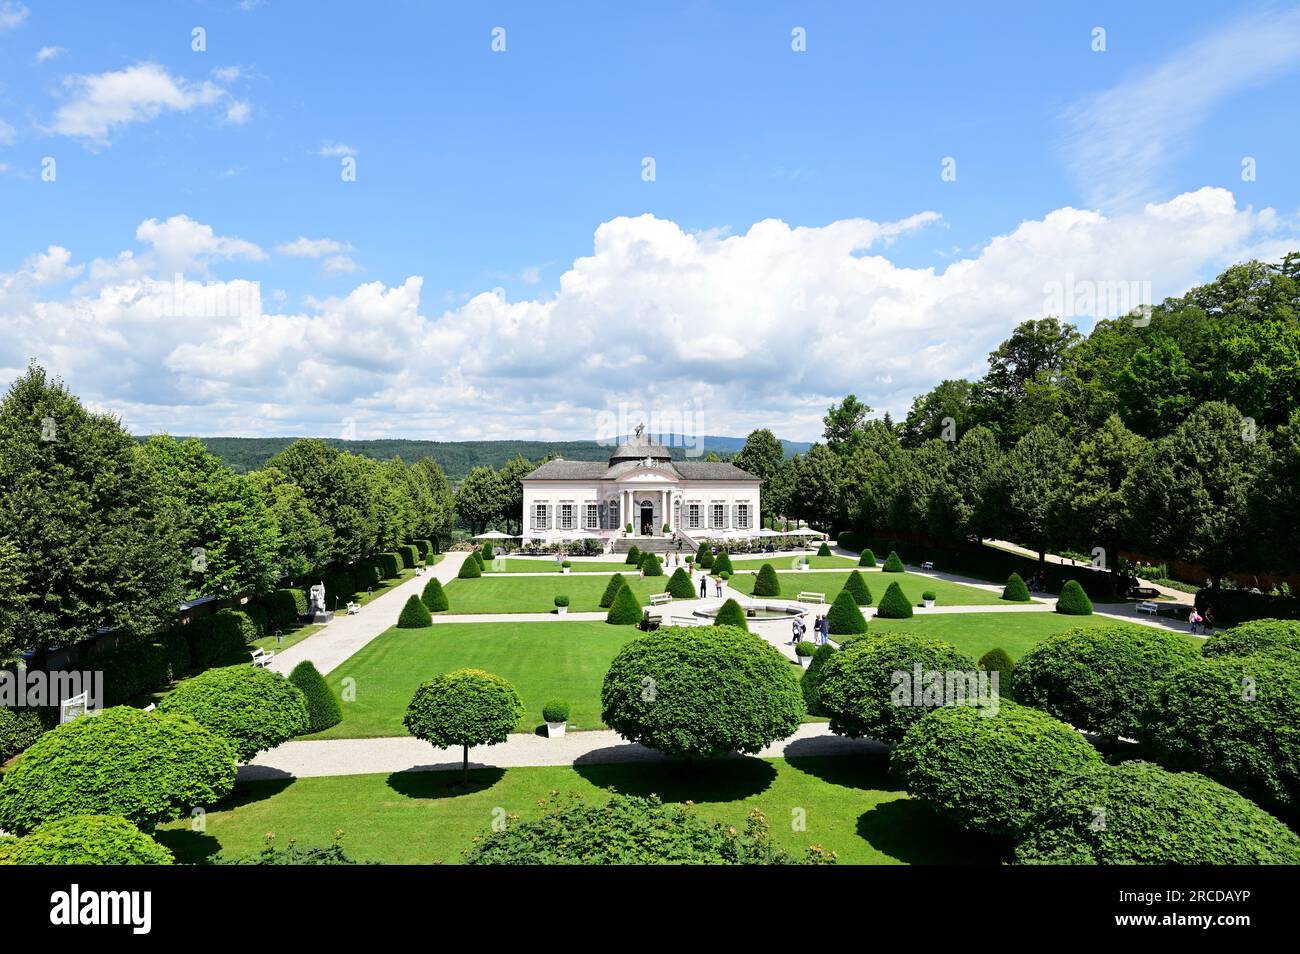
585,503 -> 598,529
532,503 -> 548,531
687,503 -> 700,529
712,503 -> 725,528
559,503 -> 575,530
737,504 -> 750,529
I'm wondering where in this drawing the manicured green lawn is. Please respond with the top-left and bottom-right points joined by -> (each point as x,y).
729,570 -> 1009,606
155,755 -> 1004,865
488,558 -> 634,574
441,574 -> 669,614
311,621 -> 639,738
865,612 -> 1132,661
730,554 -> 859,570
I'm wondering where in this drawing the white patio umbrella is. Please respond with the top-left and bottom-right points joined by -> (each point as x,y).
788,528 -> 822,536
752,528 -> 782,538
473,531 -> 517,539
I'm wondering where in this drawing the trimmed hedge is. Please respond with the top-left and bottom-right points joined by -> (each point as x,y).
826,590 -> 868,635
893,701 -> 1103,838
625,545 -> 642,566
641,553 -> 663,577
267,588 -> 308,625
695,543 -> 713,569
1002,573 -> 1030,602
421,577 -> 449,612
876,581 -> 914,619
398,544 -> 419,569
397,594 -> 433,628
978,647 -> 1015,693
351,561 -> 380,591
158,665 -> 310,762
185,610 -> 251,671
323,570 -> 356,603
882,550 -> 905,572
457,555 -> 482,579
666,567 -> 695,600
817,542 -> 832,557
1203,619 -> 1300,662
377,552 -> 402,579
600,573 -> 629,608
0,707 -> 48,762
752,563 -> 781,597
842,570 -> 872,606
802,643 -> 837,715
1140,654 -> 1300,819
241,604 -> 269,637
1016,761 -> 1300,865
607,584 -> 643,625
1012,624 -> 1198,738
0,814 -> 174,866
414,539 -> 432,561
1055,579 -> 1093,615
1195,588 -> 1300,627
712,551 -> 734,576
858,549 -> 877,568
97,639 -> 171,707
714,599 -> 749,631
289,661 -> 342,732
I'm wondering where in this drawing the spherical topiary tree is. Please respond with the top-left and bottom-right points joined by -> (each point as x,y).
882,550 -> 905,572
1055,579 -> 1092,615
978,647 -> 1015,693
0,814 -> 175,866
600,573 -> 629,608
892,701 -> 1102,838
712,551 -> 734,576
817,542 -> 832,557
802,643 -> 838,715
859,549 -> 877,568
841,570 -> 872,606
714,598 -> 749,631
752,563 -> 781,598
404,669 -> 524,784
289,660 -> 342,733
1203,619 -> 1300,662
876,580 -> 914,619
397,594 -> 433,628
695,543 -> 713,569
1002,572 -> 1031,602
817,634 -> 978,744
640,552 -> 663,577
600,625 -> 804,762
1015,761 -> 1300,865
625,545 -> 642,566
158,665 -> 310,762
420,576 -> 449,612
1012,624 -> 1197,739
666,566 -> 695,599
606,583 -> 643,625
0,707 -> 236,834
826,590 -> 867,635
457,554 -> 482,579
1140,655 -> 1300,819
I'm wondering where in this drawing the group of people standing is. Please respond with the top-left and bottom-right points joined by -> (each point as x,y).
791,613 -> 829,646
1189,605 -> 1215,634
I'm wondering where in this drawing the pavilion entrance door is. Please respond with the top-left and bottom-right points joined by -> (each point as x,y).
639,501 -> 654,535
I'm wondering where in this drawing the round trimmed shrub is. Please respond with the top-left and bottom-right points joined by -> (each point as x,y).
404,669 -> 523,782
542,700 -> 570,724
625,545 -> 642,566
1002,572 -> 1030,602
457,554 -> 482,579
421,576 -> 449,612
752,563 -> 781,597
695,543 -> 713,569
0,707 -> 48,762
1012,624 -> 1198,738
0,814 -> 174,866
882,550 -> 905,572
0,707 -> 235,833
714,598 -> 749,631
666,567 -> 695,599
826,590 -> 868,635
600,573 -> 628,608
606,583 -> 643,625
1203,619 -> 1300,662
802,643 -> 837,715
289,660 -> 342,732
817,634 -> 978,744
554,595 -> 569,608
1015,761 -> 1300,865
1140,655 -> 1300,818
978,647 -> 1015,693
842,570 -> 872,606
600,625 -> 805,760
876,580 -> 914,619
397,594 -> 433,628
712,551 -> 734,576
159,665 -> 309,762
795,641 -> 817,657
817,542 -> 832,557
893,701 -> 1102,838
859,549 -> 877,568
1055,579 -> 1092,615
641,552 -> 663,577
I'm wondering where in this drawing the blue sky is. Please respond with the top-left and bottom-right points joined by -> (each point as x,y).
1,1 -> 1298,440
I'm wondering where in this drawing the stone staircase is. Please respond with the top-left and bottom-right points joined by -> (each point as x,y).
611,535 -> 679,554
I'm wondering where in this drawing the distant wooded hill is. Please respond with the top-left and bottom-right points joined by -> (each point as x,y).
134,434 -> 812,480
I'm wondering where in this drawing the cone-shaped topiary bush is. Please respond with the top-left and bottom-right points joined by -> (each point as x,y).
397,594 -> 433,628
876,581 -> 914,619
712,551 -> 734,576
843,570 -> 872,606
458,554 -> 482,579
978,647 -> 1015,694
473,549 -> 485,569
882,550 -> 905,572
666,567 -> 695,599
481,542 -> 495,562
1055,579 -> 1093,615
625,545 -> 642,566
641,552 -> 663,577
289,660 -> 342,732
695,543 -> 713,569
1002,572 -> 1031,602
827,590 -> 868,635
802,643 -> 837,715
600,573 -> 629,608
421,576 -> 449,612
607,583 -> 643,625
859,549 -> 877,568
817,542 -> 832,557
714,598 -> 749,631
752,563 -> 781,597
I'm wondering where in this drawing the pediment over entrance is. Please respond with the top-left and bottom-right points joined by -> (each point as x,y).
614,468 -> 679,483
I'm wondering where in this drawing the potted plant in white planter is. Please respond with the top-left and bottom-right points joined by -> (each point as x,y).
543,700 -> 570,738
798,558 -> 810,572
795,641 -> 817,668
561,560 -> 571,575
922,590 -> 937,609
554,595 -> 569,615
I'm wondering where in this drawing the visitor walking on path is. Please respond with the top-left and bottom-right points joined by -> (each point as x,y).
1189,607 -> 1202,634
791,615 -> 805,646
1203,606 -> 1215,634
818,614 -> 830,644
714,576 -> 723,598
699,574 -> 707,598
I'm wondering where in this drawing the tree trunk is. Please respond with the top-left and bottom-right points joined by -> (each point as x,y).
462,744 -> 469,784
1038,547 -> 1047,574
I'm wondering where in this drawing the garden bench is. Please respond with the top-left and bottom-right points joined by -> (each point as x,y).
1136,601 -> 1161,616
669,615 -> 702,627
1129,586 -> 1160,598
921,561 -> 934,570
249,648 -> 275,668
649,592 -> 672,606
797,591 -> 826,603
346,601 -> 361,615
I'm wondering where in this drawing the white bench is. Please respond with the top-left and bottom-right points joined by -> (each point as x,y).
797,591 -> 826,604
921,561 -> 934,570
649,593 -> 672,606
249,648 -> 275,668
346,601 -> 361,615
669,615 -> 703,627
1136,601 -> 1160,616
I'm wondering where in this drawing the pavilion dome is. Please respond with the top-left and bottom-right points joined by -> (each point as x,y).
609,425 -> 673,464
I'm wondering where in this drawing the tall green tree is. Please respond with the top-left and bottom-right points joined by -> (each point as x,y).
495,455 -> 536,534
971,318 -> 1081,443
412,457 -> 455,548
927,425 -> 1003,541
732,429 -> 785,482
993,425 -> 1069,571
822,394 -> 873,455
456,465 -> 505,534
246,466 -> 332,579
268,439 -> 373,562
901,379 -> 974,447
